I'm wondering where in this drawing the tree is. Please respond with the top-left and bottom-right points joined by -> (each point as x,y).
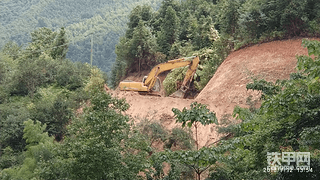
115,19 -> 161,74
29,86 -> 73,141
147,102 -> 218,180
170,102 -> 218,180
27,27 -> 57,58
50,27 -> 68,60
0,119 -> 59,180
1,41 -> 21,60
0,52 -> 17,103
60,78 -> 150,179
11,54 -> 57,96
216,0 -> 243,35
10,27 -> 66,96
151,0 -> 180,33
157,6 -> 180,57
172,102 -> 217,150
192,16 -> 216,50
131,20 -> 158,72
0,100 -> 30,151
110,57 -> 127,88
126,5 -> 154,39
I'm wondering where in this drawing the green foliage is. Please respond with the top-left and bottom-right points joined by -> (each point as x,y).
12,55 -> 54,96
207,39 -> 320,179
29,86 -> 73,141
0,98 -> 30,151
164,34 -> 231,94
129,20 -> 159,72
216,0 -> 243,35
157,5 -> 180,56
5,27 -> 92,97
2,1 -> 320,179
1,82 -> 153,179
0,26 -> 95,176
246,78 -> 285,100
126,5 -> 154,39
0,52 -> 17,103
114,19 -> 160,75
84,67 -> 107,93
165,127 -> 194,150
137,118 -> 195,153
0,119 -> 57,180
23,120 -> 53,147
0,147 -> 24,170
168,41 -> 182,59
172,102 -> 218,128
139,119 -> 168,147
163,66 -> 188,96
55,60 -> 92,91
9,28 -> 62,96
110,57 -> 127,88
0,0 -> 163,74
50,27 -> 68,60
112,0 -> 224,88
137,118 -> 196,179
150,147 -> 217,180
213,0 -> 320,50
194,39 -> 230,90
1,41 -> 21,60
192,16 -> 217,50
151,102 -> 218,180
299,126 -> 320,149
62,90 -> 148,180
111,15 -> 165,87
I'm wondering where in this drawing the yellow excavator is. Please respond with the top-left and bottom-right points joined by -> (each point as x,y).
119,56 -> 199,98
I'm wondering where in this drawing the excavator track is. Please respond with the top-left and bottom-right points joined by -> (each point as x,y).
138,91 -> 162,97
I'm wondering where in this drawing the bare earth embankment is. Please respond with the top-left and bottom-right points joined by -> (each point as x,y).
110,38 -> 313,148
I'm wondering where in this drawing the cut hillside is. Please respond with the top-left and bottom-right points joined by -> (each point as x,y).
111,38 -> 313,148
196,38 -> 314,118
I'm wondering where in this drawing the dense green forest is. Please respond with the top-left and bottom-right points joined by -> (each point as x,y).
111,0 -> 320,93
0,0 -> 162,73
1,0 -> 320,179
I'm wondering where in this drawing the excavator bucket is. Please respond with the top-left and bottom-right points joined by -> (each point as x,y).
169,88 -> 187,98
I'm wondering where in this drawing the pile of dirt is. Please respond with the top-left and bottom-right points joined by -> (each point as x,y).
110,38 -> 313,148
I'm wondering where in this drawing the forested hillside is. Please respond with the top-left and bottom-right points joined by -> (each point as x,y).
111,0 -> 320,92
0,0 -> 162,73
1,0 -> 320,179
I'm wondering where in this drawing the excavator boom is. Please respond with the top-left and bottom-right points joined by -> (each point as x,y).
119,56 -> 199,98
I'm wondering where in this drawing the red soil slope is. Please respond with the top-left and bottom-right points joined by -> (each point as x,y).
111,38 -> 313,148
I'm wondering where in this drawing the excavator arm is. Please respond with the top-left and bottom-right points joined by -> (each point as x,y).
169,56 -> 199,98
119,56 -> 199,98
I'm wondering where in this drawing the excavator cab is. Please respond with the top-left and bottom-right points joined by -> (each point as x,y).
142,76 -> 161,92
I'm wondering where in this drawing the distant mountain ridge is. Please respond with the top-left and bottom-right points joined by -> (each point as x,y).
0,0 -> 162,72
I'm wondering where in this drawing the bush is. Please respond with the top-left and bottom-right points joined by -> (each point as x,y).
30,86 -> 73,141
165,127 -> 194,150
163,66 -> 188,96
